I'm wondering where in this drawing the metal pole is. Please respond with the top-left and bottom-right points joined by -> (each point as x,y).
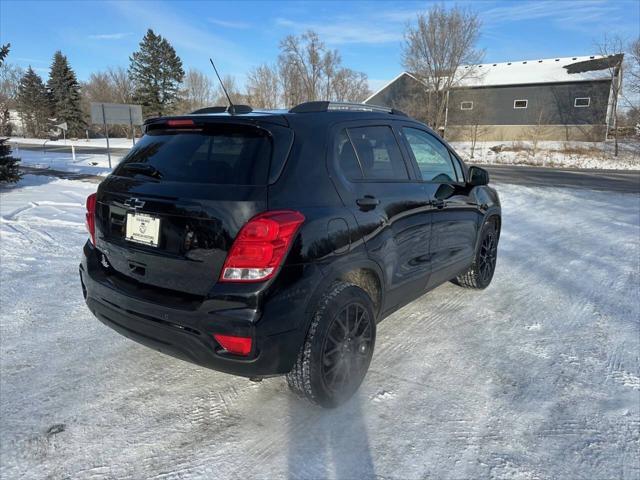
129,107 -> 135,146
102,104 -> 112,169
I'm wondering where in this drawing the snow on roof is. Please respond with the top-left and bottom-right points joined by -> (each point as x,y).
457,54 -> 620,87
366,55 -> 622,101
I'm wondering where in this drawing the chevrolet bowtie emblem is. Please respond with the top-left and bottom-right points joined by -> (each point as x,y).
124,198 -> 145,209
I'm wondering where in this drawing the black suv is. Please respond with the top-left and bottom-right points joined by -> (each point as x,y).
80,102 -> 501,408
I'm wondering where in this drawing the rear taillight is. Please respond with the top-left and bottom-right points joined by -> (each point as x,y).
85,193 -> 97,245
214,334 -> 252,356
220,210 -> 305,282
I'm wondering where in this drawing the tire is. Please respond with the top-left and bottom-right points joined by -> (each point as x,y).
286,282 -> 376,408
455,220 -> 499,289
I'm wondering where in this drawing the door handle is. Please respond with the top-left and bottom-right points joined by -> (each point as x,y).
430,199 -> 446,209
356,195 -> 380,211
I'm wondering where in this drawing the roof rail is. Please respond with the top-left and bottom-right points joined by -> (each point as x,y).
289,101 -> 407,116
191,105 -> 253,115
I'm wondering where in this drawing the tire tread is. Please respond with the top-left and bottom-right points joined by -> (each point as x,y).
285,282 -> 359,406
455,221 -> 497,290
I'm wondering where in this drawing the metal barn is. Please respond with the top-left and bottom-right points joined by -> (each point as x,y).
365,55 -> 623,142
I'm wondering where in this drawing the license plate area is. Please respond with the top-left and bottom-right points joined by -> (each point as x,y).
125,212 -> 161,247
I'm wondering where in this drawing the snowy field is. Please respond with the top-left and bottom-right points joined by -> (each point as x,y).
450,140 -> 640,170
1,175 -> 639,479
10,137 -> 640,176
11,147 -> 124,177
9,136 -> 136,150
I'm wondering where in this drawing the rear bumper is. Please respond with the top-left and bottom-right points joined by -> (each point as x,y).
80,242 -> 317,377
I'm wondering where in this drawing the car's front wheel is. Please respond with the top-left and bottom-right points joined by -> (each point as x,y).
454,220 -> 499,289
286,282 -> 376,408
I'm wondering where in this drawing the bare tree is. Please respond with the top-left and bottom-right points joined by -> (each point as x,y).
180,68 -> 213,113
390,77 -> 430,122
278,55 -> 306,107
279,31 -> 325,103
82,68 -> 135,137
624,37 -> 640,133
466,103 -> 490,159
331,68 -> 370,102
0,60 -> 23,136
596,35 -> 625,156
246,64 -> 280,109
277,30 -> 371,106
83,72 -> 113,102
322,49 -> 340,100
107,67 -> 134,104
211,74 -> 251,106
526,107 -> 552,159
627,38 -> 640,95
402,5 -> 483,131
0,62 -> 24,108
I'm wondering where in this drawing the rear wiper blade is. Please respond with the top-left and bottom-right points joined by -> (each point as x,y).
122,162 -> 163,179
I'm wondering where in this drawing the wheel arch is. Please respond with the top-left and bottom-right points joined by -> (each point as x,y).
306,257 -> 386,324
485,212 -> 501,239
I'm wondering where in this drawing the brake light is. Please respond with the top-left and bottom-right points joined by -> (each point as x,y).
214,334 -> 252,356
166,119 -> 195,127
85,193 -> 97,245
220,210 -> 305,282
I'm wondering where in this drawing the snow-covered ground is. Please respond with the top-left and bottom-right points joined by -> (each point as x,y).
1,175 -> 639,479
450,140 -> 640,170
9,136 -> 136,150
10,136 -> 640,173
11,147 -> 124,177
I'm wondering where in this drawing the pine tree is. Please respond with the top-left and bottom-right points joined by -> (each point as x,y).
0,45 -> 19,181
0,43 -> 12,136
0,43 -> 9,65
129,29 -> 184,117
0,138 -> 21,183
47,51 -> 85,137
17,67 -> 49,137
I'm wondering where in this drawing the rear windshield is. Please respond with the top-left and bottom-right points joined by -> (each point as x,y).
115,125 -> 272,185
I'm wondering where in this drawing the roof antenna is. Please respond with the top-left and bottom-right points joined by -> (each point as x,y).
209,58 -> 235,115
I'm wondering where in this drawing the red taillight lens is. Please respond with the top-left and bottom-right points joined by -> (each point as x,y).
220,210 -> 305,282
85,193 -> 97,245
214,334 -> 252,356
166,119 -> 195,127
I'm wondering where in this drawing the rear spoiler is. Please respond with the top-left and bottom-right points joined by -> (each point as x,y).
142,114 -> 290,133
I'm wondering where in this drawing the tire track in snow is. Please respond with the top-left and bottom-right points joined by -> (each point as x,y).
1,202 -> 35,221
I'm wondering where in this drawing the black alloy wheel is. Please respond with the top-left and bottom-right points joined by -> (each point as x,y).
321,302 -> 374,395
286,282 -> 376,408
478,229 -> 498,285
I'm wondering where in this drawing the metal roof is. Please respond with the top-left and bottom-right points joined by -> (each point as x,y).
366,54 -> 622,100
457,54 -> 621,88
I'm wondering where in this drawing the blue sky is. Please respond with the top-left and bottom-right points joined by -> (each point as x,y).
1,0 -> 638,91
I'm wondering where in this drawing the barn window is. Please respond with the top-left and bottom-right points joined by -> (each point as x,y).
460,101 -> 473,110
514,99 -> 528,109
574,97 -> 591,107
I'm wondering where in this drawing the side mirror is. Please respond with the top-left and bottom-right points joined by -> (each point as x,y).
468,166 -> 489,186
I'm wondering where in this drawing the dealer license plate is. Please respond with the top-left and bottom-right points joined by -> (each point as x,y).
125,213 -> 160,247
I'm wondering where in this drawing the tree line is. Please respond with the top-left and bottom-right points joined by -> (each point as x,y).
0,28 -> 372,139
1,5 -> 638,141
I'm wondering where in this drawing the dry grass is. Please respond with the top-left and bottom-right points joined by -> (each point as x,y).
551,143 -> 603,156
494,141 -> 608,157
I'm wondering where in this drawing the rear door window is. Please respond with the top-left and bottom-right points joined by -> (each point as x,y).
336,130 -> 363,181
116,125 -> 272,185
346,126 -> 409,181
402,128 -> 458,183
